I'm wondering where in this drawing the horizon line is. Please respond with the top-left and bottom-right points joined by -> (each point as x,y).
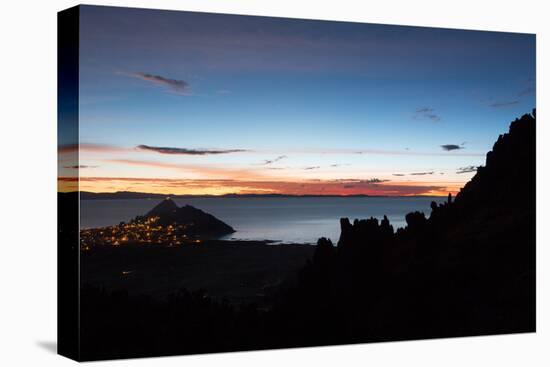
62,190 -> 451,198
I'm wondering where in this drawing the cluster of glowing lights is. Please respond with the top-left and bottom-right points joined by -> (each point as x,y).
79,216 -> 204,250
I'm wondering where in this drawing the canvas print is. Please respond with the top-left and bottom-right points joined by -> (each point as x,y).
58,5 -> 536,361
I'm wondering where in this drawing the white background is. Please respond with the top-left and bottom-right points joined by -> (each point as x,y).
0,0 -> 548,365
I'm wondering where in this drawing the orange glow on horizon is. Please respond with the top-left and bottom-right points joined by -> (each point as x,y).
59,176 -> 463,197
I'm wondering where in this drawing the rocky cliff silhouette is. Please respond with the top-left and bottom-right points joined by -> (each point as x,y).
282,110 -> 536,344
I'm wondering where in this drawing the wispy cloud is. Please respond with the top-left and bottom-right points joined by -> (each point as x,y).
393,171 -> 436,176
303,166 -> 321,170
489,100 -> 519,108
441,144 -> 463,151
363,178 -> 390,183
340,178 -> 389,188
456,165 -> 478,174
137,145 -> 248,155
409,171 -> 434,176
329,178 -> 390,184
122,72 -> 191,95
413,107 -> 441,122
258,155 -> 287,165
63,165 -> 98,169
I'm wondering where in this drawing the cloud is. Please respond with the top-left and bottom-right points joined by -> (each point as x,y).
63,165 -> 98,169
61,142 -> 251,157
330,178 -> 390,184
303,166 -> 321,170
123,72 -> 191,95
363,178 -> 389,183
258,155 -> 287,165
394,171 -> 438,176
441,144 -> 463,151
414,107 -> 441,122
410,171 -> 434,176
489,100 -> 519,108
137,145 -> 248,155
456,165 -> 478,174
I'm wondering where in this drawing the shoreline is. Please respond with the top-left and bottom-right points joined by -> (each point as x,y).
83,238 -> 316,249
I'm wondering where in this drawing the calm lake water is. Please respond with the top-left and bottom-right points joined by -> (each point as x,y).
80,197 -> 445,244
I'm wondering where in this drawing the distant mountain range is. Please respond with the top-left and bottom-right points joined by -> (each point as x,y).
78,191 -> 440,200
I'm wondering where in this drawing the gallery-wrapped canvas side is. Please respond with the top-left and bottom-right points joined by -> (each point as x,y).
58,5 -> 80,361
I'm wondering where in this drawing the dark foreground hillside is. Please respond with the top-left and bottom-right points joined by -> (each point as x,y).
81,241 -> 314,305
79,111 -> 535,361
271,110 -> 535,346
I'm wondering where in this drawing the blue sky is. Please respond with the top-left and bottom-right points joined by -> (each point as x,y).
60,5 -> 536,195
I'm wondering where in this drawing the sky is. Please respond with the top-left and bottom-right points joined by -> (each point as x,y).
58,5 -> 536,196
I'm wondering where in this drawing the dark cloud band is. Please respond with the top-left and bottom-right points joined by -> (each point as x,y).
409,171 -> 434,176
137,145 -> 248,155
124,72 -> 191,94
441,144 -> 463,151
456,165 -> 478,174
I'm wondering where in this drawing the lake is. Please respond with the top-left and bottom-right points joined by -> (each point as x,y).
80,196 -> 446,244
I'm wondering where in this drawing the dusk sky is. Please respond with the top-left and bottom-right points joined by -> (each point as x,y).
59,5 -> 536,196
